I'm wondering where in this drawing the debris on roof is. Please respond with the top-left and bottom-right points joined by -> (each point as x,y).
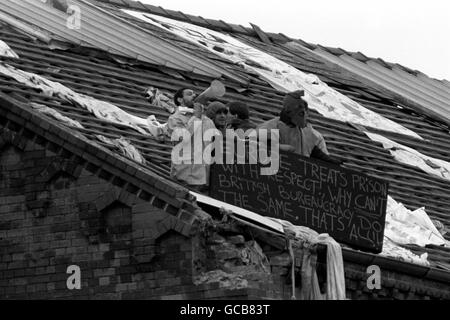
380,238 -> 429,266
0,39 -> 18,58
197,187 -> 446,268
311,47 -> 450,127
30,102 -> 84,129
365,131 -> 450,181
0,63 -> 167,138
145,86 -> 176,114
249,23 -> 272,45
95,135 -> 146,164
385,196 -> 447,247
0,8 -> 54,44
124,10 -> 422,140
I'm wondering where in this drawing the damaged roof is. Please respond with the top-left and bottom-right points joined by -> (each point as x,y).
310,45 -> 450,128
0,0 -> 449,275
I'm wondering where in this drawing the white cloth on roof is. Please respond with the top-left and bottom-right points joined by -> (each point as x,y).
0,63 -> 166,139
125,10 -> 422,140
30,102 -> 84,128
0,39 -> 19,58
270,218 -> 346,300
365,131 -> 450,181
385,195 -> 446,247
96,135 -> 146,164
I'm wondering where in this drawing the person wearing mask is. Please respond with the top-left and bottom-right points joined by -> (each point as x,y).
257,90 -> 340,164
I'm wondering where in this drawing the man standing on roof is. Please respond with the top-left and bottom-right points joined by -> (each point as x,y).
168,87 -> 217,191
258,90 -> 339,163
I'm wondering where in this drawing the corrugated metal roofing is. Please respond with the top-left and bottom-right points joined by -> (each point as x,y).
311,47 -> 450,127
0,0 -> 248,83
117,0 -> 449,128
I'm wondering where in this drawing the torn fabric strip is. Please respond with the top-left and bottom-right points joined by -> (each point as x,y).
30,102 -> 84,129
0,63 -> 166,139
385,195 -> 446,247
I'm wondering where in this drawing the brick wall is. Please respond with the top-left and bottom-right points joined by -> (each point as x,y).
0,134 -> 186,298
0,126 -> 279,299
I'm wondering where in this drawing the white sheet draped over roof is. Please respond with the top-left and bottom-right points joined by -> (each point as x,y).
365,131 -> 450,181
0,39 -> 19,58
30,102 -> 84,129
96,135 -> 146,165
123,10 -> 422,140
385,196 -> 446,247
0,63 -> 166,139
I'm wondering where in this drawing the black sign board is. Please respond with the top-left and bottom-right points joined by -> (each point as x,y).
210,152 -> 389,253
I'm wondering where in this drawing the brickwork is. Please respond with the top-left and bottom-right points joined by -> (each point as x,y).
0,126 -> 272,299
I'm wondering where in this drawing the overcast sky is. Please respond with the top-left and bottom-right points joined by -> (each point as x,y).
139,0 -> 450,81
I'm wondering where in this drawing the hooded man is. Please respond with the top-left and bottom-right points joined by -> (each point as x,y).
257,90 -> 336,162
